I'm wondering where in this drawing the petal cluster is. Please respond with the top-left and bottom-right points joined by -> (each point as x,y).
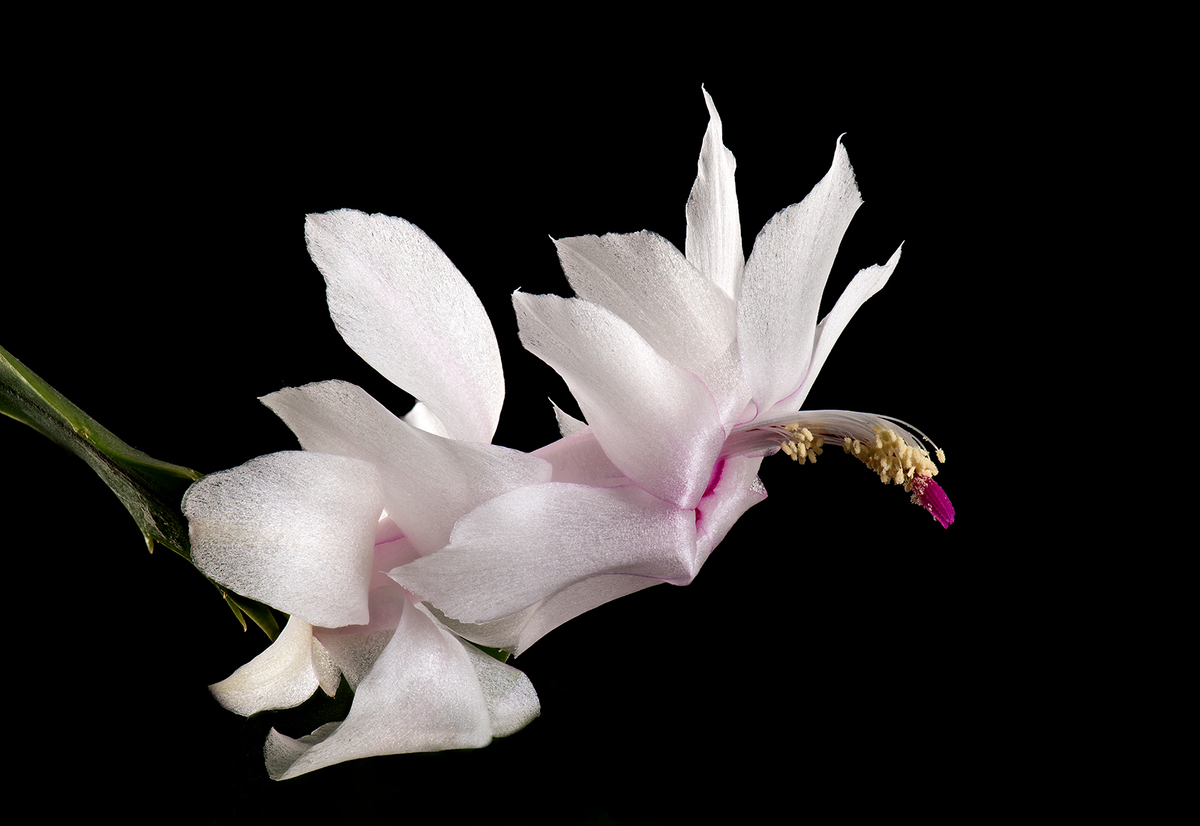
506,87 -> 941,546
185,211 -> 543,779
392,88 -> 951,666
186,87 -> 953,780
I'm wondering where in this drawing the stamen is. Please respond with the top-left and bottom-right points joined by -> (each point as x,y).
873,412 -> 946,466
728,410 -> 954,528
779,424 -> 824,465
840,426 -> 938,488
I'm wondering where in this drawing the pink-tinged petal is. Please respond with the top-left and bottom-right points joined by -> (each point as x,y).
685,86 -> 744,300
184,451 -> 382,628
694,454 -> 767,567
265,598 -> 534,780
738,137 -> 863,412
434,459 -> 764,656
372,514 -> 421,582
262,380 -> 551,555
305,209 -> 504,444
208,615 -> 340,717
391,482 -> 700,625
513,291 -> 725,508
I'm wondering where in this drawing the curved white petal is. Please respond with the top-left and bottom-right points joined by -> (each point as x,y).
550,399 -> 588,437
402,400 -> 451,437
459,640 -> 540,737
685,86 -> 743,300
513,291 -> 725,508
209,615 -> 340,716
738,137 -> 862,412
552,231 -> 749,429
262,380 -> 551,555
532,428 -> 627,487
265,598 -> 522,780
553,231 -> 738,380
391,482 -> 699,625
435,573 -> 661,656
305,209 -> 504,443
793,245 -> 902,410
184,451 -> 382,628
313,584 -> 409,690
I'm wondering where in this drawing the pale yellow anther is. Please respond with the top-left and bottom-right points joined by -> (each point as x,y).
779,423 -> 824,466
760,413 -> 945,499
839,426 -> 940,493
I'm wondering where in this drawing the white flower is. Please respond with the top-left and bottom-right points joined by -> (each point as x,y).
515,88 -> 953,525
393,89 -> 953,645
186,87 -> 956,777
184,210 -> 545,779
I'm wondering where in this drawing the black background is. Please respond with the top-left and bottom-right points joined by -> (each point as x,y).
4,32 -> 1091,824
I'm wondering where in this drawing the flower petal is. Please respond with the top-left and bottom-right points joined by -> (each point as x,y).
694,454 -> 767,566
209,615 -> 340,716
305,209 -> 504,443
513,291 -> 725,508
402,401 -> 450,437
550,399 -> 588,438
685,86 -> 743,300
434,459 -> 765,651
553,231 -> 738,377
532,427 -> 628,487
313,584 -> 409,689
184,451 -> 382,628
460,640 -> 540,737
794,244 -> 902,410
434,574 -> 661,656
262,380 -> 551,555
552,231 -> 747,427
264,598 -> 525,780
738,137 -> 863,412
391,482 -> 700,626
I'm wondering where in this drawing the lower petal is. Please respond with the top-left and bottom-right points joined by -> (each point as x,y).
209,615 -> 340,717
265,599 -> 510,780
434,574 -> 663,656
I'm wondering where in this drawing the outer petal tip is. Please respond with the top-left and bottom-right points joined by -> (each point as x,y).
305,208 -> 505,443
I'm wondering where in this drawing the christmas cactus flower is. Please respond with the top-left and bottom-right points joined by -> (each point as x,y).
515,87 -> 954,527
184,210 -> 546,779
391,89 -> 952,647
